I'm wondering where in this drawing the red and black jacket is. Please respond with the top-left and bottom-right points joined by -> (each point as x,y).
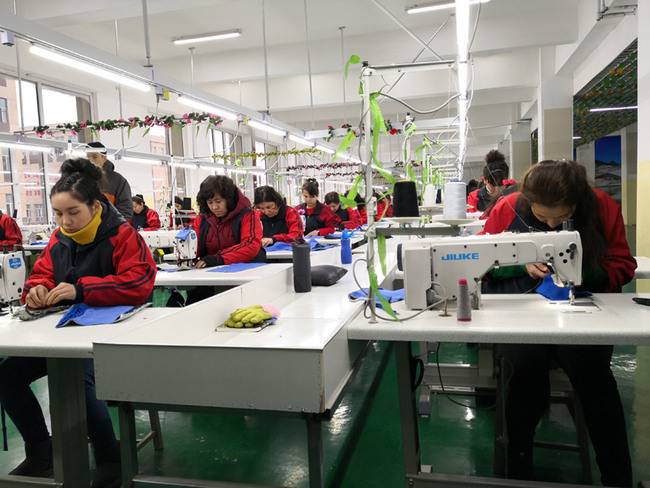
195,188 -> 265,267
259,204 -> 303,243
296,201 -> 341,236
129,206 -> 161,231
22,200 -> 156,306
467,186 -> 490,213
0,211 -> 22,250
334,206 -> 363,230
481,190 -> 636,294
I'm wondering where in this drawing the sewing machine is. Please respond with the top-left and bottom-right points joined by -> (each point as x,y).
140,229 -> 198,263
139,230 -> 178,251
174,227 -> 197,262
398,230 -> 583,310
0,251 -> 26,306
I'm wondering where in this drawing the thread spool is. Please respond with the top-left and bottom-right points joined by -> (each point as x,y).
443,181 -> 467,219
423,185 -> 437,207
392,180 -> 420,217
457,279 -> 472,322
291,240 -> 312,293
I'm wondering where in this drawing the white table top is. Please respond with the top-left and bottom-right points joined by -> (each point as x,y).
635,256 -> 650,279
0,307 -> 175,358
347,293 -> 650,346
154,262 -> 292,287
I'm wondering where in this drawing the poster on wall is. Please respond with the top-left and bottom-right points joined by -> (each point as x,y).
594,135 -> 622,204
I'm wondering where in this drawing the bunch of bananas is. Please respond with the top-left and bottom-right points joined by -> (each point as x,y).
224,305 -> 273,328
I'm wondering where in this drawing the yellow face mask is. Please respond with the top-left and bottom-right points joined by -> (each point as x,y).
59,205 -> 103,245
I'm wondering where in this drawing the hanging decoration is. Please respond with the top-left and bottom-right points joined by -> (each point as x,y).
324,120 -> 401,142
32,112 -> 224,138
212,147 -> 320,161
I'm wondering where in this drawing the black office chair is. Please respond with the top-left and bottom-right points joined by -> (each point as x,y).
493,360 -> 592,484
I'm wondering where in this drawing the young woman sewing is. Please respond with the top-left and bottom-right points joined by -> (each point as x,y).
253,185 -> 303,247
482,159 -> 636,487
0,158 -> 156,488
324,191 -> 363,230
128,194 -> 161,231
295,179 -> 340,237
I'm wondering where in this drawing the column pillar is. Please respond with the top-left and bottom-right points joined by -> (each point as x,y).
638,0 -> 650,292
537,47 -> 573,161
621,124 -> 637,226
575,141 -> 596,182
509,121 -> 532,181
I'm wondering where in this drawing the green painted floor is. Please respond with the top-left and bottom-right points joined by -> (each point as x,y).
1,341 -> 650,487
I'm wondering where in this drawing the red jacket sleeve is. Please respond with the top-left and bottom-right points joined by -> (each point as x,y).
272,206 -> 304,243
594,190 -> 636,292
144,209 -> 161,231
479,193 -> 518,235
318,205 -> 342,236
467,189 -> 479,213
341,207 -> 363,230
0,214 -> 22,250
217,211 -> 264,265
22,225 -> 156,306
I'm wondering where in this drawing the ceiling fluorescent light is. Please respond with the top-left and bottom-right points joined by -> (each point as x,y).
172,30 -> 241,45
315,144 -> 335,154
177,96 -> 238,121
170,162 -> 198,169
288,134 -> 314,147
30,45 -> 151,92
247,120 -> 286,138
0,141 -> 51,153
121,156 -> 161,165
406,0 -> 489,14
589,106 -> 638,113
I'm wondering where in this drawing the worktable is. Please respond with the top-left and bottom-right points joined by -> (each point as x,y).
154,262 -> 292,287
93,240 -> 402,488
0,307 -> 175,488
347,293 -> 650,487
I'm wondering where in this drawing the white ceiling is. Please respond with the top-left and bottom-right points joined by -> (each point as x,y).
0,0 -> 637,171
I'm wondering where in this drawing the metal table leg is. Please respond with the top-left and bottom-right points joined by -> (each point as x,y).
47,358 -> 90,488
394,342 -> 421,478
305,413 -> 324,488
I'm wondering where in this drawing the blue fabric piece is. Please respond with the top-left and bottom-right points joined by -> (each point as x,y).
348,288 -> 405,305
55,303 -> 135,327
265,241 -> 293,252
309,238 -> 338,251
208,262 -> 268,273
175,227 -> 192,240
536,274 -> 592,300
341,229 -> 354,239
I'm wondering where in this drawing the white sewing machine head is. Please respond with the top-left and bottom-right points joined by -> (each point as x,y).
175,227 -> 197,261
398,230 -> 583,310
0,252 -> 26,305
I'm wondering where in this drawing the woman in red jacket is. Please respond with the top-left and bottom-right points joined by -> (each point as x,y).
482,159 -> 635,487
129,194 -> 161,231
0,210 -> 22,250
254,185 -> 303,246
0,158 -> 156,487
296,179 -> 341,237
324,191 -> 363,230
193,175 -> 264,267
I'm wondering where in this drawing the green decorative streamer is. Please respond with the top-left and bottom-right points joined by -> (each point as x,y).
377,233 -> 387,276
368,265 -> 398,320
345,54 -> 361,79
331,130 -> 356,164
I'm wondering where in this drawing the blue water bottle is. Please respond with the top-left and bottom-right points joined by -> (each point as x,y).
340,229 -> 352,264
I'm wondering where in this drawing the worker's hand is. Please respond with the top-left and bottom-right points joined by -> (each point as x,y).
25,285 -> 50,309
224,304 -> 280,328
45,282 -> 77,306
261,237 -> 274,248
526,263 -> 550,279
194,259 -> 207,268
305,230 -> 319,237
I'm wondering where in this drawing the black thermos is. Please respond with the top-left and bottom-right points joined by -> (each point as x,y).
291,239 -> 312,292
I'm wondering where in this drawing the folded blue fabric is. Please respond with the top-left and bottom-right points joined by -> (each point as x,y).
309,238 -> 338,251
175,227 -> 192,240
348,288 -> 405,308
208,262 -> 268,273
55,303 -> 142,327
536,274 -> 591,300
265,241 -> 293,252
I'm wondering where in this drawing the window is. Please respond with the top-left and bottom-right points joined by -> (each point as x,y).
0,97 -> 7,123
34,203 -> 44,223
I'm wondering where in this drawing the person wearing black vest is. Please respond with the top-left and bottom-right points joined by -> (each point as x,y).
295,180 -> 340,237
128,194 -> 161,231
324,191 -> 363,230
253,186 -> 303,246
